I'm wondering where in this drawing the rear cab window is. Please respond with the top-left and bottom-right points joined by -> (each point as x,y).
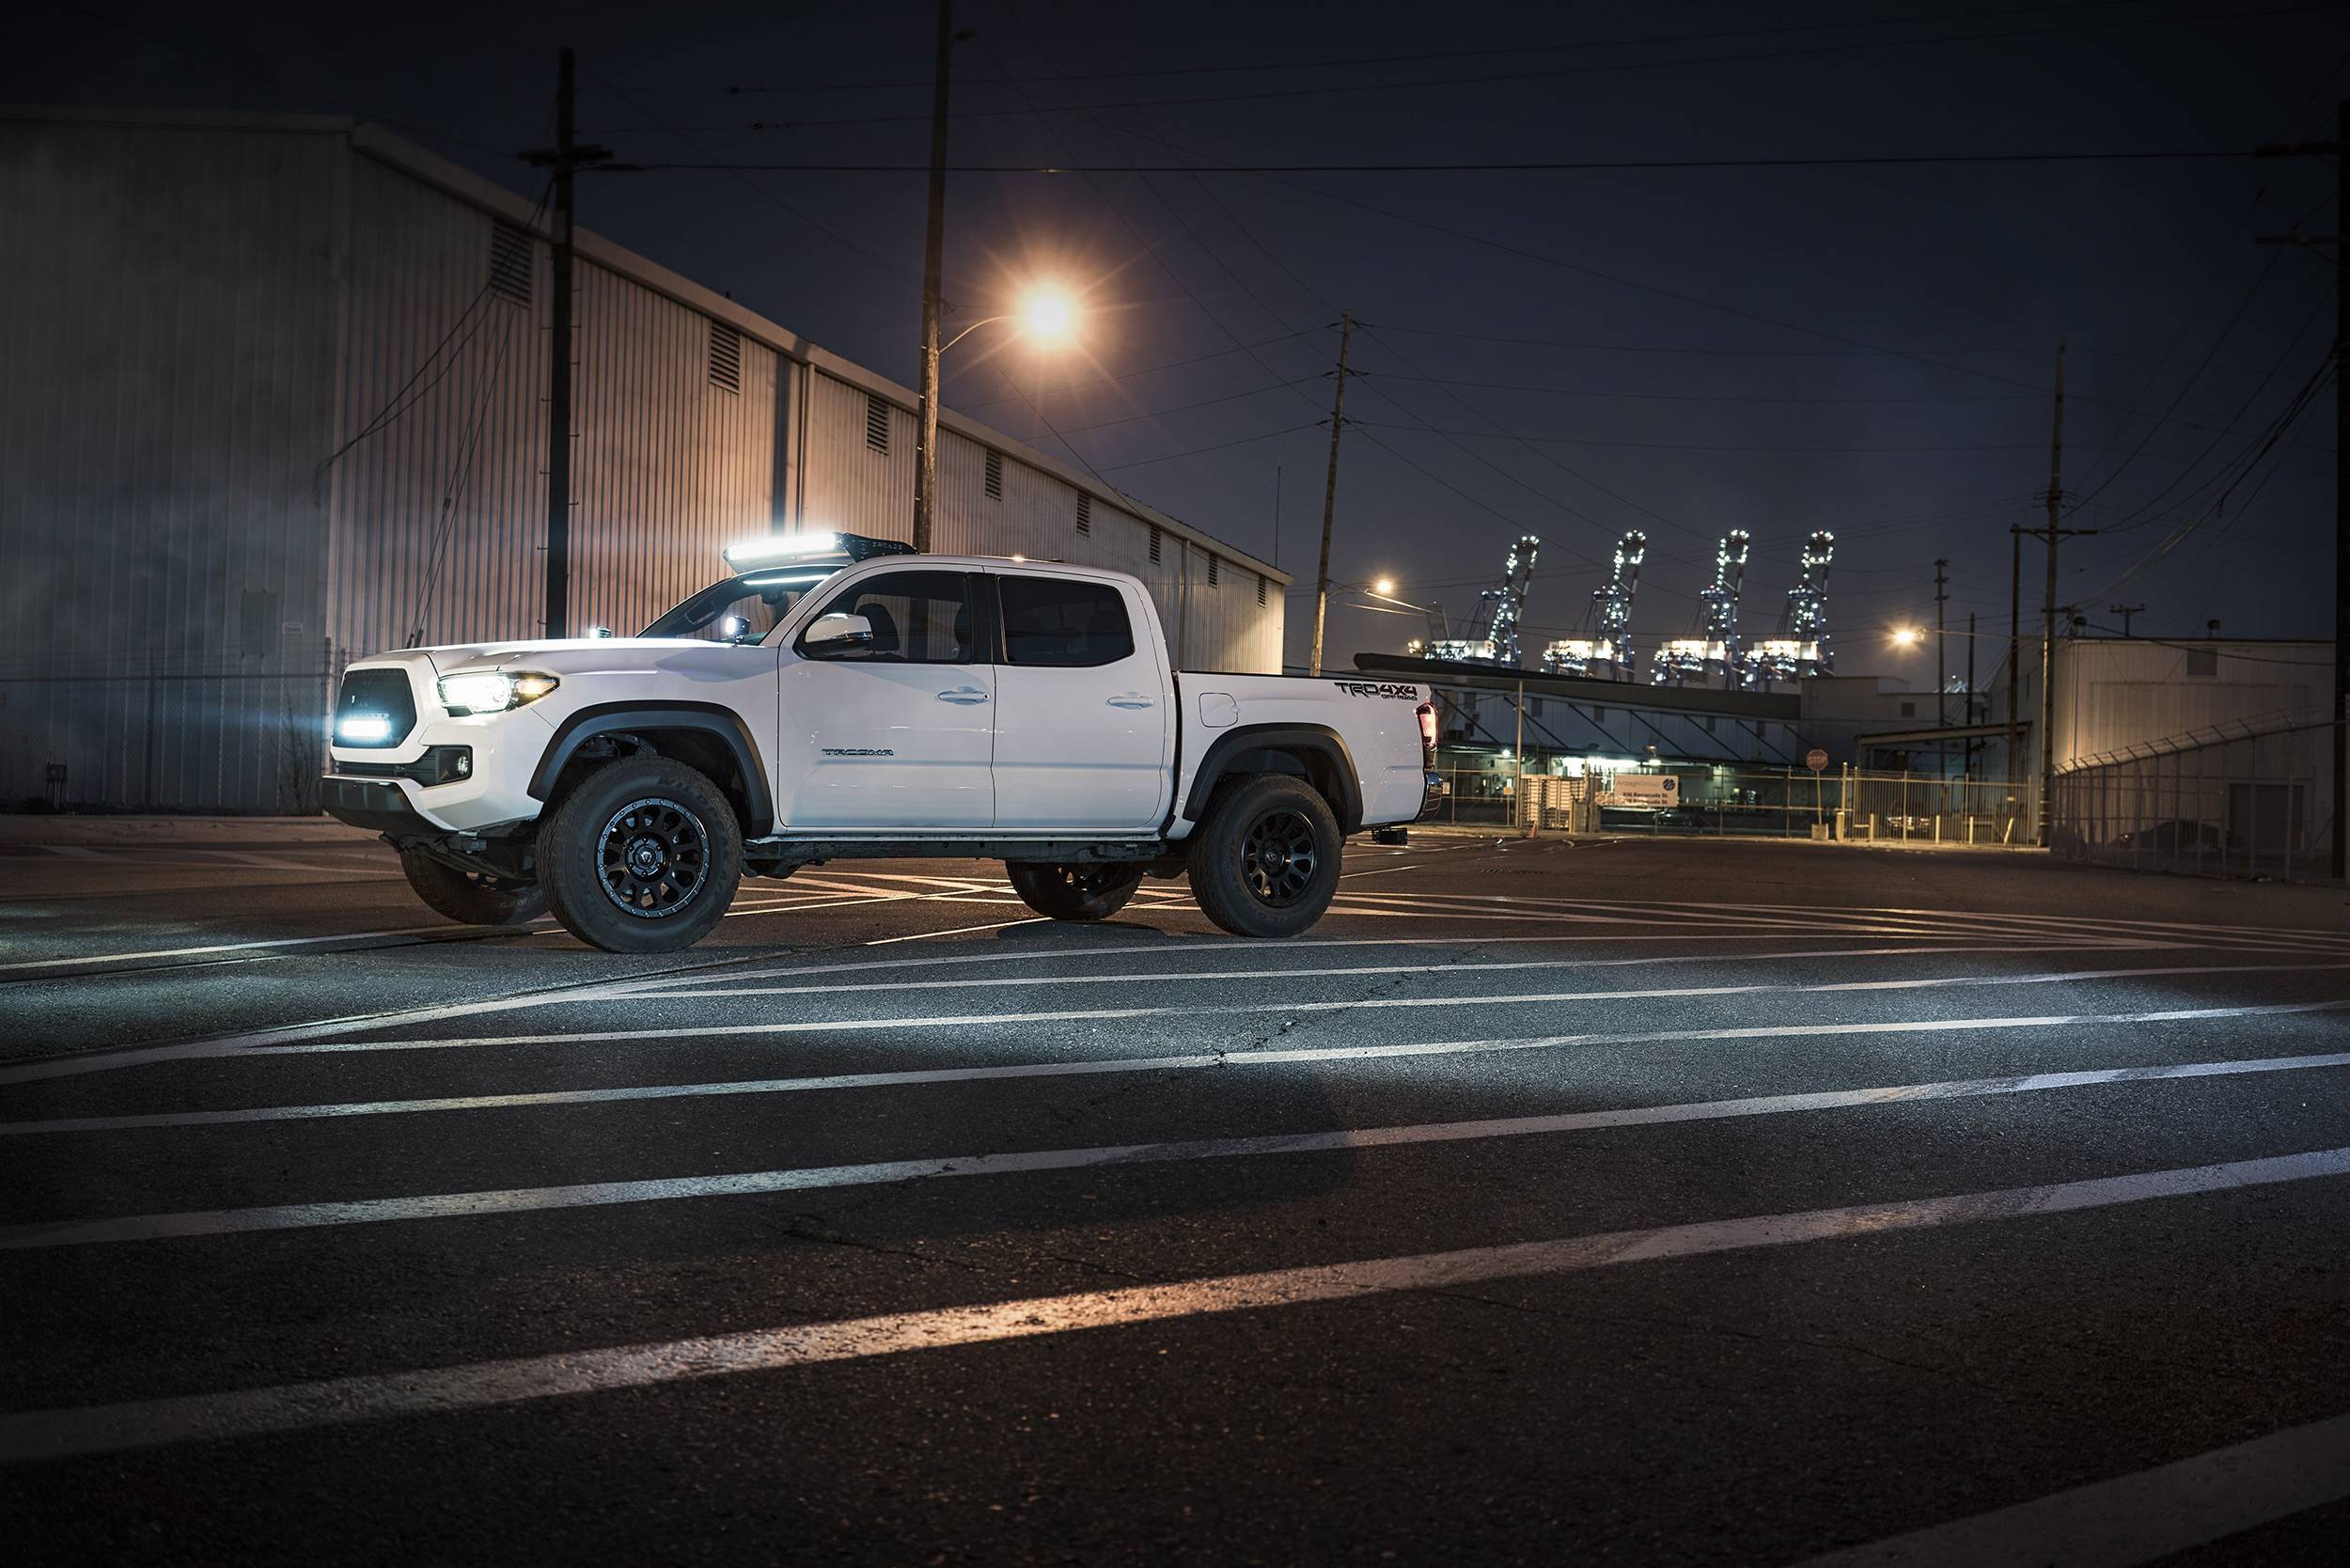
997,575 -> 1135,667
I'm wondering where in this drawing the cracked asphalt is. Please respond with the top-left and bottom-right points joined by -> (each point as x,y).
4,825 -> 2349,1565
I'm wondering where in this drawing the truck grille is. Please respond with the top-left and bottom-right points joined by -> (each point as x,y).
334,668 -> 417,748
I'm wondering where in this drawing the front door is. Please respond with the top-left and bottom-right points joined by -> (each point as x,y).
774,569 -> 995,829
988,572 -> 1172,831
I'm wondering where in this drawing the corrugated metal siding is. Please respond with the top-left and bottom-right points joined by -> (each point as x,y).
326,152 -> 547,656
329,161 -> 779,652
928,433 -> 1283,673
0,120 -> 342,810
800,368 -> 913,543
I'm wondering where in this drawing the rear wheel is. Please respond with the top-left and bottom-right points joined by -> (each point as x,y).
1006,861 -> 1146,921
1186,773 -> 1342,937
536,757 -> 743,953
398,847 -> 544,927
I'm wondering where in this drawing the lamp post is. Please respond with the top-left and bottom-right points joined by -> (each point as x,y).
914,287 -> 1079,546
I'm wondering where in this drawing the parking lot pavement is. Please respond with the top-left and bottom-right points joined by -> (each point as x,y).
4,830 -> 2349,1564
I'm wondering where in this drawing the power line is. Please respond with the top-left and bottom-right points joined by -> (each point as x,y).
630,149 -> 2253,173
1091,423 -> 1323,473
612,1 -> 2180,94
587,6 -> 2331,129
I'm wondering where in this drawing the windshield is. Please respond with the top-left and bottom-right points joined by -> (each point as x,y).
640,569 -> 838,644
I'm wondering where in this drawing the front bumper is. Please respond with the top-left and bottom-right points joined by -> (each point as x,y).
319,776 -> 440,837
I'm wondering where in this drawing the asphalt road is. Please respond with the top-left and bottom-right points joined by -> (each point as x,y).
4,826 -> 2349,1566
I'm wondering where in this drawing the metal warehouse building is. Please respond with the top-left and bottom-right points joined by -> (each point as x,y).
0,108 -> 1286,812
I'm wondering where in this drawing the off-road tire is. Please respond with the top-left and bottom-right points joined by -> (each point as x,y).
1185,772 -> 1343,938
398,847 -> 545,927
1006,861 -> 1147,921
536,756 -> 743,953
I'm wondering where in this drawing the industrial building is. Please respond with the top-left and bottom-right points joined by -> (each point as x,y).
0,108 -> 1285,813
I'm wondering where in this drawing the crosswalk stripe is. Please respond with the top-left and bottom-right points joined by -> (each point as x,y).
5,1146 -> 2343,1461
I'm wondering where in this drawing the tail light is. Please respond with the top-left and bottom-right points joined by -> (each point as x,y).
1416,701 -> 1438,766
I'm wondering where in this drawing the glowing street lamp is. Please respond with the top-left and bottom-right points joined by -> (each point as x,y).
917,283 -> 1083,549
1889,625 -> 1924,649
1372,577 -> 1396,596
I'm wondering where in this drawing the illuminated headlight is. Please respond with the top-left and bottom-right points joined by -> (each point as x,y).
337,713 -> 393,744
438,670 -> 559,715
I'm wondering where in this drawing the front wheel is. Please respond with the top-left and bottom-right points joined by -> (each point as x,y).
1186,773 -> 1343,937
398,847 -> 545,927
1006,861 -> 1146,921
536,757 -> 743,953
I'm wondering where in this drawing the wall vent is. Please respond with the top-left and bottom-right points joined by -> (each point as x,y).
1257,573 -> 1267,606
984,450 -> 1003,500
2186,647 -> 2218,678
1148,525 -> 1161,563
864,393 -> 889,453
708,321 -> 742,394
1207,556 -> 1220,588
488,222 -> 533,306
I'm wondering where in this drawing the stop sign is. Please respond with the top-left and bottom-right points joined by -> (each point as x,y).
1805,748 -> 1828,773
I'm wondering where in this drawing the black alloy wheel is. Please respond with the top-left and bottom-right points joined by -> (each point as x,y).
594,797 -> 712,918
1240,807 -> 1321,908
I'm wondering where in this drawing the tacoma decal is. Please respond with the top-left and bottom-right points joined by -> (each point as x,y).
820,746 -> 896,757
1331,682 -> 1422,700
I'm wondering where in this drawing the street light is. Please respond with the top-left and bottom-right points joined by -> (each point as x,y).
1890,626 -> 1924,649
1372,576 -> 1396,596
916,283 -> 1083,549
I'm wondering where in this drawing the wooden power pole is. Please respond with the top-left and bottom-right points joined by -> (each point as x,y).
912,0 -> 955,553
2255,101 -> 2349,878
1308,311 -> 1354,678
1935,557 -> 1950,781
522,49 -> 611,638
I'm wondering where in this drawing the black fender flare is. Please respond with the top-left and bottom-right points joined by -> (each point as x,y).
528,702 -> 775,836
1178,723 -> 1362,835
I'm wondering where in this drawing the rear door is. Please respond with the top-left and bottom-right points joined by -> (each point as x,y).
773,568 -> 995,829
987,572 -> 1173,831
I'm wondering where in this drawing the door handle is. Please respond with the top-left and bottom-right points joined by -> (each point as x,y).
936,687 -> 991,705
1106,695 -> 1155,709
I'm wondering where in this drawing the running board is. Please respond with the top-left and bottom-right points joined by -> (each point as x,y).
743,837 -> 1170,873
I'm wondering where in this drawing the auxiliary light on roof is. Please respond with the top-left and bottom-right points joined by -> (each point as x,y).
723,531 -> 916,568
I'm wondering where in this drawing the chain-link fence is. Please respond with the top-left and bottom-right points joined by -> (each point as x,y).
1421,761 -> 2035,843
2049,713 -> 2339,884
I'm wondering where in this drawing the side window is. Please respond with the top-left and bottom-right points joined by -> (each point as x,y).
801,571 -> 975,664
998,576 -> 1136,668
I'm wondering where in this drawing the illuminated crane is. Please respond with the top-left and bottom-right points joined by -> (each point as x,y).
1745,529 -> 1836,687
1543,529 -> 1646,681
1650,528 -> 1750,688
1428,534 -> 1540,666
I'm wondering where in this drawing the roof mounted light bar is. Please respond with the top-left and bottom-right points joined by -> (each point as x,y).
723,531 -> 916,568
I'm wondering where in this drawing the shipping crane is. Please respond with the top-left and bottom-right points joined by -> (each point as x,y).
1745,529 -> 1835,687
1650,528 -> 1750,688
1428,534 -> 1540,665
1543,529 -> 1646,680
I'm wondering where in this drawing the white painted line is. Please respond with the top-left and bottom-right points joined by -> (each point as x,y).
1796,1411 -> 2350,1567
328,963 -> 2350,1054
654,944 -> 2207,1002
10,1062 -> 2346,1246
6,1147 -> 2344,1460
863,917 -> 1052,946
0,931 -> 2071,1087
0,922 -> 528,975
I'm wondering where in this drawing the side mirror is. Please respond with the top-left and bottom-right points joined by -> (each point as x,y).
803,612 -> 874,653
584,625 -> 615,639
716,615 -> 750,641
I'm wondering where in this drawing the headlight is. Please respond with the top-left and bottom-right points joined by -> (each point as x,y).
438,670 -> 559,715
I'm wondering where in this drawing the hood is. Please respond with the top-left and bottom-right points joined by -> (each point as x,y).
358,638 -> 713,676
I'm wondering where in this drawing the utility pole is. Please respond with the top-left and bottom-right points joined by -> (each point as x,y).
911,0 -> 955,553
1934,557 -> 1950,782
2255,101 -> 2348,879
2107,603 -> 2147,636
522,49 -> 612,639
1966,610 -> 1978,781
2006,521 -> 2021,808
1308,310 -> 1355,678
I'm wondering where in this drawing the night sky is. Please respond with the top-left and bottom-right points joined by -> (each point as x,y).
15,0 -> 2343,680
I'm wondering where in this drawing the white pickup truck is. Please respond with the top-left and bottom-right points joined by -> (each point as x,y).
321,532 -> 1439,952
